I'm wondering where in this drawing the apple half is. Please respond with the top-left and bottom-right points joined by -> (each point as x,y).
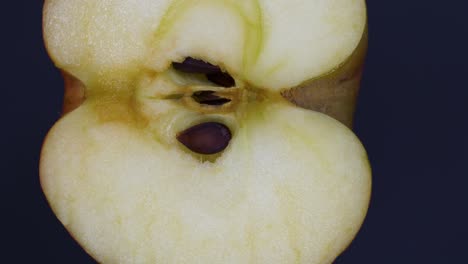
40,0 -> 371,263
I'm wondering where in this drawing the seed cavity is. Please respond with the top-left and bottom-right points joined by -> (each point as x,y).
177,122 -> 231,155
172,57 -> 236,87
192,91 -> 231,106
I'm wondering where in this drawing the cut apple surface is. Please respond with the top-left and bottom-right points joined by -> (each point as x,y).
43,0 -> 366,90
41,0 -> 371,263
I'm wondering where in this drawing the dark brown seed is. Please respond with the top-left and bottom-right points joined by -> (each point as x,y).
172,57 -> 236,87
192,91 -> 231,106
206,72 -> 236,87
172,57 -> 221,74
177,122 -> 231,155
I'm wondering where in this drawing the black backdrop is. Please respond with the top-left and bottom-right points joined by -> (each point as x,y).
3,1 -> 467,263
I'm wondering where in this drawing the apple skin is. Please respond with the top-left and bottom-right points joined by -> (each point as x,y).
61,71 -> 85,114
282,26 -> 368,128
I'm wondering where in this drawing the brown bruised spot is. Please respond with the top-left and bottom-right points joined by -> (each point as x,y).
61,71 -> 85,115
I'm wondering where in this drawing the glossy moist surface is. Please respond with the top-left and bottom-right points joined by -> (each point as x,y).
41,102 -> 371,263
41,0 -> 370,263
43,0 -> 366,90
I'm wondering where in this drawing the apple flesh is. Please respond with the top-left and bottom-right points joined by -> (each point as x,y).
41,0 -> 371,263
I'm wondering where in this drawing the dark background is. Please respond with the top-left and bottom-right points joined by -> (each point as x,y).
4,1 -> 467,263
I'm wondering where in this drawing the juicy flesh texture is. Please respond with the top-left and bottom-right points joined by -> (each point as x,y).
41,0 -> 371,263
43,0 -> 366,90
41,102 -> 371,264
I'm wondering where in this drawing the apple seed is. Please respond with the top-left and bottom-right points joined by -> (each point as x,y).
206,72 -> 235,87
172,57 -> 236,87
192,91 -> 231,106
172,57 -> 221,74
177,122 -> 231,155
